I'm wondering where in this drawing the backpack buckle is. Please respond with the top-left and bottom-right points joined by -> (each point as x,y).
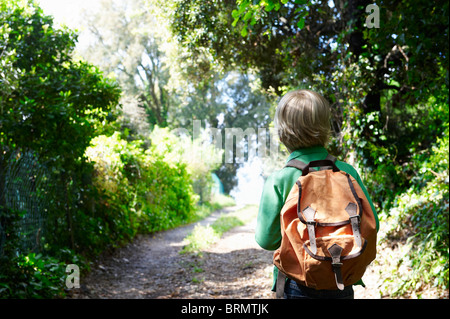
328,244 -> 345,291
351,214 -> 361,225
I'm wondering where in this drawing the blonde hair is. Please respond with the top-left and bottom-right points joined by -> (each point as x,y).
275,89 -> 331,152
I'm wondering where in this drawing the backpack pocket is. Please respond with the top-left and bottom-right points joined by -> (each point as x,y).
302,235 -> 368,289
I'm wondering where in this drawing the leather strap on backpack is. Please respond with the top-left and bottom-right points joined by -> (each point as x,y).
275,269 -> 287,299
301,155 -> 339,176
328,244 -> 345,290
285,154 -> 338,175
345,202 -> 362,248
285,158 -> 309,171
302,206 -> 317,254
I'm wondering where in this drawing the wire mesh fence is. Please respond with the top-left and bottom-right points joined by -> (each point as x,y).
0,150 -> 51,256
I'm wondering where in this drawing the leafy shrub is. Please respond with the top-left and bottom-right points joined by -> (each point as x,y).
379,128 -> 449,297
85,131 -> 198,237
0,252 -> 67,298
0,0 -> 121,298
149,126 -> 223,204
0,206 -> 84,298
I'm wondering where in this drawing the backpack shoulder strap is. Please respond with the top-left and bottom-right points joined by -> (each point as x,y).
284,154 -> 337,172
284,159 -> 309,171
324,154 -> 337,164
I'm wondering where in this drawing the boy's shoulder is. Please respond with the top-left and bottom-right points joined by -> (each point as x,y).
334,159 -> 361,180
268,165 -> 301,184
264,166 -> 302,199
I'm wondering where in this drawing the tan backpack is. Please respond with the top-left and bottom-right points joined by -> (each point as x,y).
273,155 -> 377,296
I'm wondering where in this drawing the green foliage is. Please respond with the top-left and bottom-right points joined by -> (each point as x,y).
0,0 -> 120,161
181,224 -> 222,253
0,206 -> 84,298
149,126 -> 222,203
0,252 -> 67,298
0,0 -> 205,299
0,0 -> 121,255
232,0 -> 310,36
343,88 -> 449,213
379,128 -> 449,297
85,131 -> 198,238
0,0 -> 118,298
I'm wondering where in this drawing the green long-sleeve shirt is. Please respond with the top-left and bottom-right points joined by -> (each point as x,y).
255,145 -> 379,289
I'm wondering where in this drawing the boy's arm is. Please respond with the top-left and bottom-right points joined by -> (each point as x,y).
354,173 -> 380,232
255,175 -> 284,251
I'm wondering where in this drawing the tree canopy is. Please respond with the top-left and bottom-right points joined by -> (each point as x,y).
169,0 -> 448,204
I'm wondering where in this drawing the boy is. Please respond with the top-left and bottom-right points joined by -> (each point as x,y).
255,89 -> 379,299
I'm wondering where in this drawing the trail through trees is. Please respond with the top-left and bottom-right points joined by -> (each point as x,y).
68,206 -> 381,299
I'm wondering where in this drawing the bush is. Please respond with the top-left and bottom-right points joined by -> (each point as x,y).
85,131 -> 198,238
0,206 -> 84,298
379,128 -> 449,297
0,0 -> 120,298
0,252 -> 67,298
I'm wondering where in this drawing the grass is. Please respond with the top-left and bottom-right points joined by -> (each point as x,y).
179,204 -> 259,284
180,204 -> 258,254
187,193 -> 237,224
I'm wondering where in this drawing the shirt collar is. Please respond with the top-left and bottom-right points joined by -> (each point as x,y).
286,145 -> 328,163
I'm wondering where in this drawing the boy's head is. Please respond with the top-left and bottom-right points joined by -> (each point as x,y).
275,89 -> 331,152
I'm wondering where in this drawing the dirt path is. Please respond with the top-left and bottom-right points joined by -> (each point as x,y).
68,205 -> 380,299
